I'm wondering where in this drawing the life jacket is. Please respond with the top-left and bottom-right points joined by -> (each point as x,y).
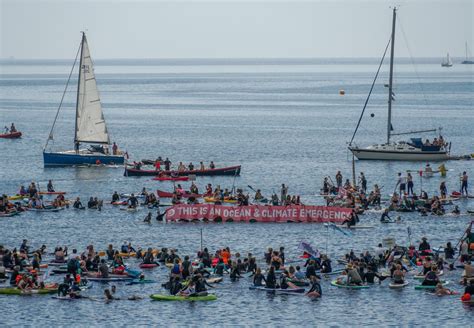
171,264 -> 181,274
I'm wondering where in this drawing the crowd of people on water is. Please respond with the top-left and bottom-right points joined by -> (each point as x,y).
1,228 -> 473,301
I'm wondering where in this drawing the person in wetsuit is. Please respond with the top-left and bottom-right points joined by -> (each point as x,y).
112,192 -> 120,203
253,268 -> 266,286
306,275 -> 322,298
128,194 -> 138,209
266,266 -> 277,288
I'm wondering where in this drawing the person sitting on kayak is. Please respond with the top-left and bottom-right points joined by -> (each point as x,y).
306,275 -> 322,298
209,161 -> 215,169
421,266 -> 440,286
111,191 -> 120,203
254,189 -> 264,201
143,248 -> 159,265
188,162 -> 194,171
18,185 -> 27,196
128,194 -> 138,209
10,123 -> 16,133
46,180 -> 55,192
419,237 -> 431,256
253,268 -> 266,286
4,126 -> 9,133
170,259 -> 182,280
189,183 -> 199,195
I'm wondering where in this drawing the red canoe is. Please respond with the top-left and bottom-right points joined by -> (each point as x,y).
124,165 -> 241,177
157,189 -> 203,198
153,176 -> 189,181
0,131 -> 22,139
38,191 -> 67,195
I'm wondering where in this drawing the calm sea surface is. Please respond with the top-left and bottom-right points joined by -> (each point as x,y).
0,58 -> 473,326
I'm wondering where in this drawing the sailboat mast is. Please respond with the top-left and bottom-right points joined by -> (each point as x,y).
466,42 -> 469,60
74,32 -> 85,151
387,7 -> 396,144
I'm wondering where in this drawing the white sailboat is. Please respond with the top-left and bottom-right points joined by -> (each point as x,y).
441,52 -> 453,67
348,8 -> 450,161
461,42 -> 474,64
43,32 -> 124,166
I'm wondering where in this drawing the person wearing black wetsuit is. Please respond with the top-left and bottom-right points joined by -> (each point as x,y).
266,267 -> 277,289
112,192 -> 120,202
306,260 -> 317,279
253,268 -> 266,286
306,276 -> 322,297
128,194 -> 138,209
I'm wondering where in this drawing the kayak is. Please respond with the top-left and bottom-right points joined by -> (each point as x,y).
414,281 -> 449,290
0,131 -> 22,139
330,280 -> 370,289
27,207 -> 64,212
7,195 -> 27,201
249,286 -> 305,294
139,263 -> 159,269
204,197 -> 238,204
150,294 -> 217,301
0,287 -> 57,295
126,279 -> 157,285
389,281 -> 409,289
38,191 -> 66,195
157,190 -> 203,198
87,276 -> 133,282
153,176 -> 189,181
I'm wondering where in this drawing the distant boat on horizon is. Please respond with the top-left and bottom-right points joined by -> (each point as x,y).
43,32 -> 124,167
441,52 -> 453,67
461,42 -> 474,64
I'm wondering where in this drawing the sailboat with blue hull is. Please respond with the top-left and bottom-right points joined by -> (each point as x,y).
43,32 -> 124,167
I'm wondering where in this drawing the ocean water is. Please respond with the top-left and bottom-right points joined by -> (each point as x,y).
0,58 -> 473,326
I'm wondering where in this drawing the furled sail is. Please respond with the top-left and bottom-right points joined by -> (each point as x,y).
75,34 -> 110,144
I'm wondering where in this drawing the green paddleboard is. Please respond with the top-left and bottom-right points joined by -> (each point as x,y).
0,288 -> 57,295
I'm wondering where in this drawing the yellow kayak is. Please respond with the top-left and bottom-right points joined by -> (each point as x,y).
204,197 -> 238,204
8,194 -> 27,201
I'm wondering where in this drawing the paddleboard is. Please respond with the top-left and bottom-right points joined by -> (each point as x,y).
150,294 -> 217,301
389,281 -> 409,289
330,280 -> 370,289
414,281 -> 449,290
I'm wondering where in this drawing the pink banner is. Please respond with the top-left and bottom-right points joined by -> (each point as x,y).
165,204 -> 352,223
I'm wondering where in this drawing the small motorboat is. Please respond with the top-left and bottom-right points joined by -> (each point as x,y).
0,131 -> 22,139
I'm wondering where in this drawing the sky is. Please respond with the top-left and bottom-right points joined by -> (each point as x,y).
0,0 -> 473,59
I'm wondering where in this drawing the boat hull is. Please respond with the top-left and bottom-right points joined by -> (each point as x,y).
349,147 -> 449,161
43,151 -> 124,167
124,165 -> 241,177
0,131 -> 22,139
